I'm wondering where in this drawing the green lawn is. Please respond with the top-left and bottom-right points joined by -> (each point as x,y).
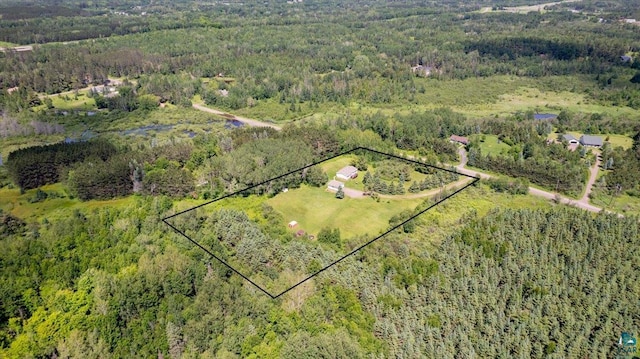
266,184 -> 425,239
0,183 -> 134,221
320,156 -> 355,179
471,134 -> 511,156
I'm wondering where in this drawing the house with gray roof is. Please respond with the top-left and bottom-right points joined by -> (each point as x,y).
579,135 -> 603,147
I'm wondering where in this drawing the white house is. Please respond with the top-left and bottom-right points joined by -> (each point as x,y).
327,180 -> 345,192
336,165 -> 358,180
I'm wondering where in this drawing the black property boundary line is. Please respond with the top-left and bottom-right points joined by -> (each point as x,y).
162,147 -> 479,299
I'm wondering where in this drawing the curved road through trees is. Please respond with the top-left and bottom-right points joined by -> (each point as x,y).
191,103 -> 615,215
455,148 -> 612,214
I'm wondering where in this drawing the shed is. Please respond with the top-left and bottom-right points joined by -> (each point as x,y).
288,221 -> 298,228
327,180 -> 345,192
533,113 -> 557,120
295,230 -> 305,237
449,135 -> 469,145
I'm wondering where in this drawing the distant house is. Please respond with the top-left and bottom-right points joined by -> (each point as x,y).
533,113 -> 557,121
411,64 -> 434,77
327,180 -> 345,191
621,55 -> 632,63
336,166 -> 358,180
449,135 -> 469,145
288,221 -> 298,228
562,134 -> 579,144
580,135 -> 603,147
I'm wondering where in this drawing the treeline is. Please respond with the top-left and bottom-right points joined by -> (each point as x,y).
68,142 -> 194,200
601,132 -> 640,196
468,145 -> 586,195
358,109 -> 470,162
5,139 -> 117,190
466,36 -> 624,63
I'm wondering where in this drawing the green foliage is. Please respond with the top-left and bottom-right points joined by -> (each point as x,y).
0,213 -> 26,237
68,155 -> 133,200
485,177 -> 529,195
318,227 -> 341,248
304,166 -> 327,187
143,163 -> 194,198
6,139 -> 117,190
335,186 -> 344,199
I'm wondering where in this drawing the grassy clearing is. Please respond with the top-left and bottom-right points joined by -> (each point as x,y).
196,74 -> 640,127
471,134 -> 511,156
320,156 -> 355,178
49,92 -> 96,110
266,184 -> 425,239
176,195 -> 268,224
0,183 -> 134,221
589,188 -> 640,216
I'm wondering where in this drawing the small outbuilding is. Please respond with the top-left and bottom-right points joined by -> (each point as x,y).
580,135 -> 603,147
295,230 -> 305,237
336,166 -> 358,180
449,135 -> 469,145
562,134 -> 579,144
327,180 -> 345,192
288,221 -> 298,228
533,113 -> 557,121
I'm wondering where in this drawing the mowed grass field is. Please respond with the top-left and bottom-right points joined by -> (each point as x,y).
266,184 -> 425,239
471,134 -> 511,156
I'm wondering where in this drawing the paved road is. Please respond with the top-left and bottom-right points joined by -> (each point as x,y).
192,103 -> 282,130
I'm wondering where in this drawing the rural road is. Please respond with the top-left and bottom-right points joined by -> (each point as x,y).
579,152 -> 601,205
455,148 -> 610,214
191,104 -> 613,215
192,103 -> 282,130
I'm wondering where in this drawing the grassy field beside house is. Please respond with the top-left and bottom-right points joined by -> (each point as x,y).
471,134 -> 511,156
267,184 -> 425,239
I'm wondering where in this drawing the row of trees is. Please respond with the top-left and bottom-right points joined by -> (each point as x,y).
5,139 -> 117,190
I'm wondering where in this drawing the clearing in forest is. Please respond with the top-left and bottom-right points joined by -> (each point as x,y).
163,147 -> 479,298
